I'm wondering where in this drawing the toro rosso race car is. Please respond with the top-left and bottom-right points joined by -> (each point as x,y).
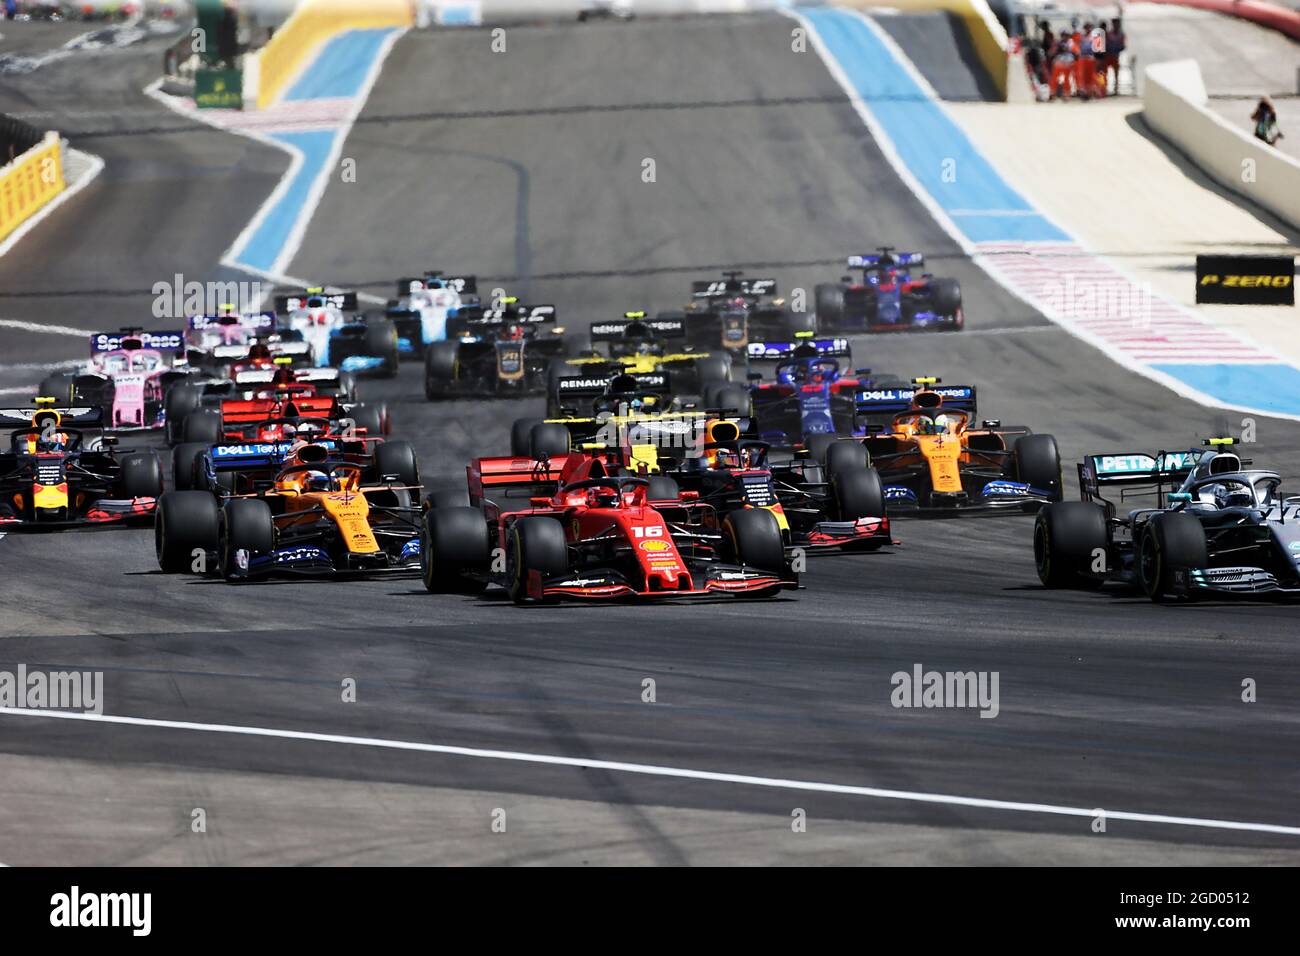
0,400 -> 162,528
844,378 -> 1062,513
424,297 -> 564,399
745,335 -> 889,449
385,272 -> 479,358
815,249 -> 963,333
673,272 -> 813,355
39,328 -> 188,432
274,288 -> 400,377
1035,439 -> 1300,602
421,450 -> 797,603
155,440 -> 423,581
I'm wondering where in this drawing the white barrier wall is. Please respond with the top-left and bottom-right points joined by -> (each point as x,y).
1143,59 -> 1300,231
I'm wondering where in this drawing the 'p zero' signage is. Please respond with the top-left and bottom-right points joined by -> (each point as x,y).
1196,255 -> 1294,305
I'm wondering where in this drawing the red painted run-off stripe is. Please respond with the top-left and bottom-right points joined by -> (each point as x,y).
1138,0 -> 1300,42
977,241 -> 1277,364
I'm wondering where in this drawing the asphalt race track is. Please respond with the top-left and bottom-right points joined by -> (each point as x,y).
1,15 -> 1298,865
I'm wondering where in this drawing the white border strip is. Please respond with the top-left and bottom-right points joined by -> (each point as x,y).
3,707 -> 1297,837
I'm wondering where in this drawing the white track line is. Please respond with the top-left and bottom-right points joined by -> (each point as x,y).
3,707 -> 1298,838
0,319 -> 96,337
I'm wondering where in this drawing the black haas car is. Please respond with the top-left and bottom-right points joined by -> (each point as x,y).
0,401 -> 162,529
423,297 -> 564,399
671,271 -> 813,356
1035,438 -> 1300,601
815,248 -> 963,333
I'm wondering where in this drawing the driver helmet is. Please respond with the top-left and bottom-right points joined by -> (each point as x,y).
714,447 -> 741,469
305,470 -> 333,493
1214,484 -> 1256,510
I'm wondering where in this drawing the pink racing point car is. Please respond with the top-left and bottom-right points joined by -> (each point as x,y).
39,329 -> 188,432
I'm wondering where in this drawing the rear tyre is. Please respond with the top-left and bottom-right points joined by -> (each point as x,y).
507,516 -> 569,604
529,422 -> 570,459
711,383 -> 751,416
374,438 -> 420,489
424,341 -> 459,400
428,489 -> 471,510
814,283 -> 845,332
422,505 -> 490,593
724,507 -> 786,575
171,442 -> 207,492
646,475 -> 680,502
164,383 -> 199,445
511,417 -> 544,457
1014,434 -> 1063,502
349,403 -> 385,440
930,277 -> 962,317
825,439 -> 869,481
1034,501 -> 1109,589
120,453 -> 164,500
834,466 -> 885,521
693,354 -> 731,389
182,408 -> 223,446
155,491 -> 220,573
38,373 -> 76,405
219,498 -> 276,581
365,319 -> 400,378
805,432 -> 839,464
1137,512 -> 1207,602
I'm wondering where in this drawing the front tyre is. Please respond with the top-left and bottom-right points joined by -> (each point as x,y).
507,516 -> 569,604
1137,512 -> 1207,602
1034,501 -> 1108,589
155,491 -> 220,573
422,506 -> 490,593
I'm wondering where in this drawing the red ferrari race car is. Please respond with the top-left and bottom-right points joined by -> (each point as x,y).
421,451 -> 798,603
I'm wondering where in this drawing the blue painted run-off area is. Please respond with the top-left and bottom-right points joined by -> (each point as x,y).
805,7 -> 1300,417
231,29 -> 398,273
803,7 -> 1065,243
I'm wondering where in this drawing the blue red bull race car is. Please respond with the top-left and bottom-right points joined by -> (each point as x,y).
814,248 -> 963,333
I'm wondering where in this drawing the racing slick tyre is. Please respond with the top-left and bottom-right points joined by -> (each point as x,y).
120,452 -> 164,501
1137,512 -> 1208,603
545,360 -> 568,415
349,403 -> 385,439
182,408 -> 223,446
825,439 -> 870,481
507,516 -> 569,605
337,371 -> 358,403
814,283 -> 845,332
693,354 -> 731,389
724,507 -> 786,576
422,505 -> 490,594
930,278 -> 962,321
219,499 -> 276,581
37,372 -> 77,404
374,438 -> 420,489
710,383 -> 751,416
834,466 -> 885,522
805,432 -> 839,464
646,475 -> 680,502
171,442 -> 206,492
155,491 -> 220,574
428,489 -> 471,509
164,383 -> 199,445
365,319 -> 401,378
529,422 -> 570,459
511,417 -> 544,456
1013,434 -> 1063,503
424,341 -> 460,400
1034,501 -> 1109,589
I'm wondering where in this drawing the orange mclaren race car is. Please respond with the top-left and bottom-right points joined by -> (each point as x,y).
155,441 -> 422,580
842,377 -> 1063,513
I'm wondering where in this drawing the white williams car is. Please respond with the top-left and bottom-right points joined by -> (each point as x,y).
385,272 -> 480,359
273,288 -> 400,377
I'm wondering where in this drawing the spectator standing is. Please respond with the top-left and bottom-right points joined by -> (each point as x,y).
1104,18 -> 1125,95
1252,97 -> 1285,145
1051,30 -> 1076,99
1077,23 -> 1097,100
1088,22 -> 1106,97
